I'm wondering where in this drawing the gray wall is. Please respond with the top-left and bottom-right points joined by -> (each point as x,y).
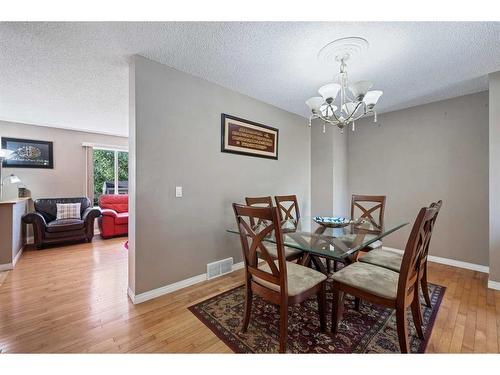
130,56 -> 311,294
489,72 -> 500,282
311,122 -> 349,217
348,92 -> 489,266
0,120 -> 128,200
311,123 -> 334,217
333,127 -> 349,216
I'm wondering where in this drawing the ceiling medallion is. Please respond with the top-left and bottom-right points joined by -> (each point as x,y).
306,37 -> 383,133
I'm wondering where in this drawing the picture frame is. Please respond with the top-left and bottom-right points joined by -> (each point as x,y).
221,113 -> 279,160
1,137 -> 54,169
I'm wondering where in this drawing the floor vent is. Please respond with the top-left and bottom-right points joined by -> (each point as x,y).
207,257 -> 234,280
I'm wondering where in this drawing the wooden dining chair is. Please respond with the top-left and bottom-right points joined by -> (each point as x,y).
359,200 -> 442,307
275,195 -> 300,221
245,196 -> 303,262
325,195 -> 387,272
351,194 -> 386,237
232,203 -> 327,353
245,196 -> 274,226
330,203 -> 439,353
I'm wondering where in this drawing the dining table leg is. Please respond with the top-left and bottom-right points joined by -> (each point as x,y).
298,253 -> 311,267
310,255 -> 328,275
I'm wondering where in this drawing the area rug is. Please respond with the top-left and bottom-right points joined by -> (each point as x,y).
188,278 -> 445,353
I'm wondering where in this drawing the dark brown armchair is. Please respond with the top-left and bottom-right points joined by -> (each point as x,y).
22,197 -> 101,249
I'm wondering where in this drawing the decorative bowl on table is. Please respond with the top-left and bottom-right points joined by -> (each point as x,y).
313,216 -> 353,228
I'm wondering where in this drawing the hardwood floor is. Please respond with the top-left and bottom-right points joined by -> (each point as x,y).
0,238 -> 499,353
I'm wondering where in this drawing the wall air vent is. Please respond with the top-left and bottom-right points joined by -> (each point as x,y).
207,257 -> 234,280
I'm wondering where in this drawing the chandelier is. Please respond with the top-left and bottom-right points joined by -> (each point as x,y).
305,37 -> 383,133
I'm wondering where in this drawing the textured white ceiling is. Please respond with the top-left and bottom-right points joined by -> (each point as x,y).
1,22 -> 499,136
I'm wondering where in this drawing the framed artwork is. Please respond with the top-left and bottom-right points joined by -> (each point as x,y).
221,113 -> 279,160
1,137 -> 54,168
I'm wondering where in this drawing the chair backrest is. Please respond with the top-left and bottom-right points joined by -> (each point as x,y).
232,203 -> 287,294
99,194 -> 129,213
275,195 -> 300,221
34,197 -> 91,223
245,196 -> 273,226
351,195 -> 386,231
420,200 -> 442,265
397,203 -> 440,303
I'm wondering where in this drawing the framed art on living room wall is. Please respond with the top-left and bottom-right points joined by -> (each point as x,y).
1,137 -> 54,169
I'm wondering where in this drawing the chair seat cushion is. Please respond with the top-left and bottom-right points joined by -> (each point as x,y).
359,248 -> 402,272
254,260 -> 326,297
259,243 -> 302,259
114,212 -> 129,225
46,219 -> 85,233
331,262 -> 399,300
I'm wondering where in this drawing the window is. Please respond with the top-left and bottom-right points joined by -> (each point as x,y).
93,148 -> 129,205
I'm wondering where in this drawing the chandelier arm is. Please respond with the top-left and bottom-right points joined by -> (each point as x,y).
319,115 -> 340,125
351,106 -> 376,123
343,101 -> 364,123
327,106 -> 342,123
351,112 -> 369,122
316,111 -> 339,125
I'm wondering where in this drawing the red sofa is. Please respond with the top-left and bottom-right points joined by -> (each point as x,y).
98,194 -> 128,239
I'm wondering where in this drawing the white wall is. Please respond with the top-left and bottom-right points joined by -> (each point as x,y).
130,56 -> 311,295
348,92 -> 489,266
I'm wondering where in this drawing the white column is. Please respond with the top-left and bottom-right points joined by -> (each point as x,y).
127,56 -> 137,301
489,71 -> 500,289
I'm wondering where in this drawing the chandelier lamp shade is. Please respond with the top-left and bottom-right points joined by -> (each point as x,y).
306,37 -> 383,133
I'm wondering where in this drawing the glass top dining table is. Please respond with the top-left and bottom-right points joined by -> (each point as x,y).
227,216 -> 408,264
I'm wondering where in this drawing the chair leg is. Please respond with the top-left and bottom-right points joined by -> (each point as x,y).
326,259 -> 331,274
395,306 -> 409,353
421,266 -> 432,307
279,301 -> 288,353
411,291 -> 425,340
333,261 -> 339,272
331,288 -> 344,334
241,284 -> 253,333
354,297 -> 361,311
317,282 -> 327,333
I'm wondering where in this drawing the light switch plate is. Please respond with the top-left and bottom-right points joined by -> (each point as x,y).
175,186 -> 182,198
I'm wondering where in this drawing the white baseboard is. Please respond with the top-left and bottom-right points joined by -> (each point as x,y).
0,245 -> 25,271
232,261 -> 245,271
0,263 -> 13,272
382,246 -> 490,274
127,287 -> 136,304
488,280 -> 500,291
128,260 -> 245,304
12,247 -> 23,266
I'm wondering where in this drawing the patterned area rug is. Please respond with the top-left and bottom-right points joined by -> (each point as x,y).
189,278 -> 445,353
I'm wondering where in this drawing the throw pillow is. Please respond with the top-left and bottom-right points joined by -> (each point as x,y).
56,203 -> 82,220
